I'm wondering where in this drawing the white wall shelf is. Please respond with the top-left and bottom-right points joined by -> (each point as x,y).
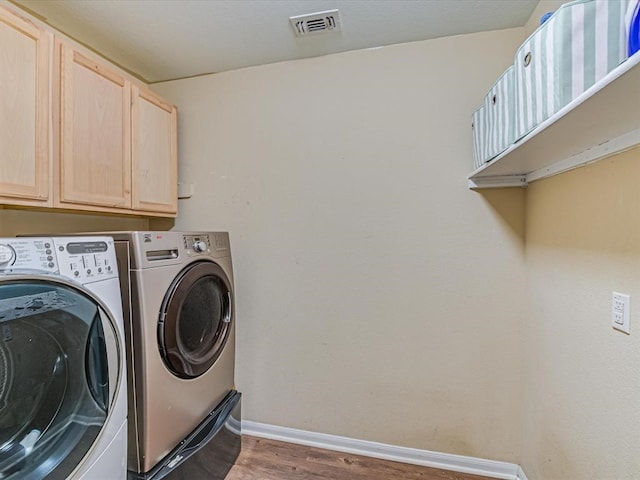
468,53 -> 640,189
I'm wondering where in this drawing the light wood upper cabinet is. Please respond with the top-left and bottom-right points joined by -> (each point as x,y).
132,86 -> 178,214
0,5 -> 178,217
0,7 -> 50,206
58,43 -> 132,209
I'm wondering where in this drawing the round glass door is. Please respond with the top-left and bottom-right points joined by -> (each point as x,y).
0,279 -> 119,480
158,261 -> 233,379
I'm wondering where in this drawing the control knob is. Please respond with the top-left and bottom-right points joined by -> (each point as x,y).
192,240 -> 207,253
0,244 -> 16,267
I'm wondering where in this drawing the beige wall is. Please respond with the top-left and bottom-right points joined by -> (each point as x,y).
517,3 -> 640,477
3,4 -> 634,476
522,148 -> 640,479
1,1 -> 635,474
153,28 -> 527,462
523,0 -> 567,36
0,209 -> 149,236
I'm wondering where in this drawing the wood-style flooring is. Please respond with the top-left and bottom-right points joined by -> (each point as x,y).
226,436 -> 494,480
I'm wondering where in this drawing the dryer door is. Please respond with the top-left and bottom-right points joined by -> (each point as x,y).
159,261 -> 233,379
0,278 -> 120,480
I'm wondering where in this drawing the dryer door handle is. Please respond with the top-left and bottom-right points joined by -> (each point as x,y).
146,249 -> 179,261
223,291 -> 232,324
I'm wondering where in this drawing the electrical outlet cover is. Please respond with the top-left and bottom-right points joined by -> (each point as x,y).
612,292 -> 630,334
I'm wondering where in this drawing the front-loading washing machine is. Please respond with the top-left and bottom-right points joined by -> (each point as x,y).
0,236 -> 127,479
106,232 -> 240,479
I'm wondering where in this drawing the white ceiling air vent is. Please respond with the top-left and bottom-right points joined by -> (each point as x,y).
289,10 -> 341,37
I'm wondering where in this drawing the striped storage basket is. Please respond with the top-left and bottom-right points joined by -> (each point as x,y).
472,105 -> 489,170
514,0 -> 633,141
472,66 -> 516,170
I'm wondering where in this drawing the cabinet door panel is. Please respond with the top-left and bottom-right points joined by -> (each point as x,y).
0,8 -> 49,203
60,47 -> 131,208
132,86 -> 177,214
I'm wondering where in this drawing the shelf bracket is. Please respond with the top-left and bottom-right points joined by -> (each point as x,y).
468,175 -> 527,189
526,127 -> 640,183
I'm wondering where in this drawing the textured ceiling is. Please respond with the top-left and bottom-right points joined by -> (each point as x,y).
15,0 -> 539,83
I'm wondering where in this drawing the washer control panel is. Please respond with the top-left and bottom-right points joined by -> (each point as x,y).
0,238 -> 59,272
0,237 -> 117,283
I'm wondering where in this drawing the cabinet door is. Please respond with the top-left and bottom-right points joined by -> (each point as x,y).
59,44 -> 131,209
0,7 -> 50,205
131,86 -> 177,214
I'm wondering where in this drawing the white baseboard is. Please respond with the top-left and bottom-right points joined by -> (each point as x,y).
242,420 -> 525,480
516,465 -> 530,480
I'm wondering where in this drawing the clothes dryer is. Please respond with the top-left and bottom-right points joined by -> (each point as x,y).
107,232 -> 239,478
0,236 -> 127,479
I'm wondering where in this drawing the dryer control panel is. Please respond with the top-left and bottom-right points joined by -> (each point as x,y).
183,234 -> 211,255
183,233 -> 229,257
0,237 -> 118,284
